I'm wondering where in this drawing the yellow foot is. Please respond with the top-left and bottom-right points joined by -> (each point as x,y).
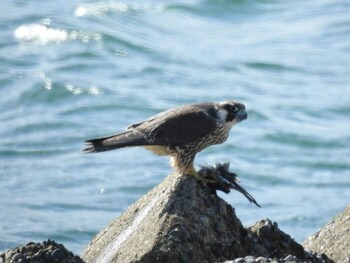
186,167 -> 216,184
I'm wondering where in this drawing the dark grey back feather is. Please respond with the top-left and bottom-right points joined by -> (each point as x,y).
128,104 -> 219,145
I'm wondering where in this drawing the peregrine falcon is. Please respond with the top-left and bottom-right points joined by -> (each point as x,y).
83,101 -> 247,181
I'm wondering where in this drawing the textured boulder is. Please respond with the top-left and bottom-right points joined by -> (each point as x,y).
303,205 -> 350,262
1,171 -> 341,262
82,173 -> 313,263
246,219 -> 305,259
0,239 -> 83,263
82,173 -> 248,263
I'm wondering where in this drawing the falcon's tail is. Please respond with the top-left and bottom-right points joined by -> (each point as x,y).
83,131 -> 148,153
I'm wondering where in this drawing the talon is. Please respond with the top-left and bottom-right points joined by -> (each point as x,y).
186,167 -> 216,184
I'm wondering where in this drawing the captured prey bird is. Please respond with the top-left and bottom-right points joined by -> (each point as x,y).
198,163 -> 260,207
83,101 -> 248,182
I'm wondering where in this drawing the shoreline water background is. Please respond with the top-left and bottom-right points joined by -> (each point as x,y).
1,0 -> 349,253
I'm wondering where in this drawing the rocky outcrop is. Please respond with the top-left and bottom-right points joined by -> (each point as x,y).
0,239 -> 83,263
81,172 -> 322,263
3,166 -> 346,263
82,173 -> 247,263
246,220 -> 305,259
303,205 -> 350,262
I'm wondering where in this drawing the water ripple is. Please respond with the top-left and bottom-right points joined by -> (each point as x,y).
14,24 -> 101,45
1,0 -> 350,254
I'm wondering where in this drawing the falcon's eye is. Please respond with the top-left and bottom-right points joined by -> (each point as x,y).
222,103 -> 235,112
231,106 -> 238,113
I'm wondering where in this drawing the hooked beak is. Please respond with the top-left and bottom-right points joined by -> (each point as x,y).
236,109 -> 248,122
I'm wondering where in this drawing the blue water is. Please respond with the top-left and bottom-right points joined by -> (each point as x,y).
1,0 -> 350,254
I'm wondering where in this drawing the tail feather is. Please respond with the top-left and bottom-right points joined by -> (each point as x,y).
83,131 -> 148,153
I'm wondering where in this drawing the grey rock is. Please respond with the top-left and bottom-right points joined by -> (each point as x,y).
33,249 -> 44,259
82,171 -> 323,263
51,248 -> 65,261
255,256 -> 267,262
4,251 -> 13,260
200,215 -> 210,227
82,173 -> 248,263
0,239 -> 83,263
244,255 -> 255,262
246,219 -> 305,259
218,199 -> 228,216
303,205 -> 350,263
3,168 -> 348,263
216,219 -> 227,234
11,253 -> 24,261
284,254 -> 295,261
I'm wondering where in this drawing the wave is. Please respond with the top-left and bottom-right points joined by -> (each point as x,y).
14,24 -> 101,45
14,24 -> 68,44
74,1 -> 163,17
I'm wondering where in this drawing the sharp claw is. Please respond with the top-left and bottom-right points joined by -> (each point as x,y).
185,167 -> 217,183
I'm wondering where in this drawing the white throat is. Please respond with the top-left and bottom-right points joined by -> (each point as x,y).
217,108 -> 238,129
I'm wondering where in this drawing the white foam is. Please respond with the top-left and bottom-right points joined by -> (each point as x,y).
88,86 -> 102,95
69,30 -> 101,42
37,72 -> 53,90
65,83 -> 83,95
75,1 -> 128,17
14,24 -> 68,45
14,24 -> 101,45
75,1 -> 163,17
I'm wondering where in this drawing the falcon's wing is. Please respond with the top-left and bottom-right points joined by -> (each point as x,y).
129,105 -> 218,145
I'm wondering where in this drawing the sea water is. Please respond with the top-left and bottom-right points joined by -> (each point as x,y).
1,0 -> 350,254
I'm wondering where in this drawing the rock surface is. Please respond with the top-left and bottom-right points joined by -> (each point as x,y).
3,167 -> 346,262
82,173 -> 248,263
0,239 -> 83,263
246,220 -> 305,259
1,171 -> 341,263
303,205 -> 350,262
81,173 -> 326,263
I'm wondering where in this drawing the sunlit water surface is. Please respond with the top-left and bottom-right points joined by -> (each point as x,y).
1,0 -> 350,254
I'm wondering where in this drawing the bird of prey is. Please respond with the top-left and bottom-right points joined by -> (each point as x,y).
83,101 -> 248,182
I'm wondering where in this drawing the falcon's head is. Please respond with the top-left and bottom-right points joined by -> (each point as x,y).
217,101 -> 248,123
